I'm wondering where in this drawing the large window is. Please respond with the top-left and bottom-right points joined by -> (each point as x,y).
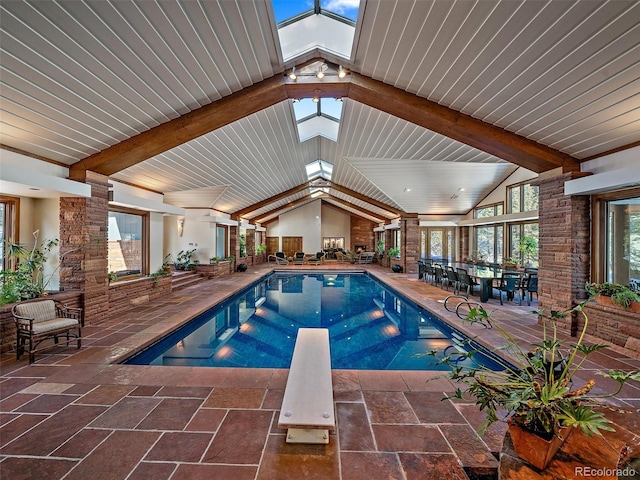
508,182 -> 539,213
108,210 -> 147,276
216,226 -> 227,259
475,203 -> 503,218
509,222 -> 539,267
475,225 -> 503,263
604,195 -> 640,286
1,196 -> 19,271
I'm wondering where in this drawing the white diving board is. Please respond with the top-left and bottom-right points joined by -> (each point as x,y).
278,328 -> 335,444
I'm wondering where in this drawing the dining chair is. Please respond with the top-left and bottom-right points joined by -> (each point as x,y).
456,268 -> 477,297
520,274 -> 538,306
495,271 -> 522,305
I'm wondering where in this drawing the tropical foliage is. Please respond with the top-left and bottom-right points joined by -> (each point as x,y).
428,302 -> 640,438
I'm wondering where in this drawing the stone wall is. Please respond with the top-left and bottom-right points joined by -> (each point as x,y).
537,173 -> 591,335
350,216 -> 375,252
62,171 -> 110,325
107,275 -> 172,319
195,261 -> 233,279
582,303 -> 640,355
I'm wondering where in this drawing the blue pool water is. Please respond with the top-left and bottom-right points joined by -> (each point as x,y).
125,272 -> 505,370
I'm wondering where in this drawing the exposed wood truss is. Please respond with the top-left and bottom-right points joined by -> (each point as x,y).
70,65 -> 580,178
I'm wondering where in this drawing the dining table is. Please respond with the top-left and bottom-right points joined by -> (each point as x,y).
448,262 -> 516,302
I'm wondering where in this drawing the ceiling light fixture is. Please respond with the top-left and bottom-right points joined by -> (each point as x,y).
292,98 -> 300,103
288,67 -> 297,81
404,187 -> 411,192
335,97 -> 343,102
312,96 -> 320,103
338,65 -> 347,78
312,89 -> 321,103
316,67 -> 325,79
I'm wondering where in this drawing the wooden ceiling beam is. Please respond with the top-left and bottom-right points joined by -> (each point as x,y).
70,75 -> 287,177
232,182 -> 310,219
321,197 -> 387,224
328,183 -> 403,217
347,73 -> 580,174
252,194 -> 315,224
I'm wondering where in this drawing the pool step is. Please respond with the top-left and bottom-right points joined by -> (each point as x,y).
171,270 -> 205,290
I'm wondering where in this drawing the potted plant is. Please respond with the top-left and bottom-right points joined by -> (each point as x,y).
518,236 -> 538,267
175,249 -> 196,270
256,244 -> 266,256
427,303 -> 640,470
585,282 -> 640,312
0,231 -> 69,305
161,254 -> 173,273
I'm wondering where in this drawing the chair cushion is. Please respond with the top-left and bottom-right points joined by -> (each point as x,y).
30,318 -> 79,335
15,300 -> 56,324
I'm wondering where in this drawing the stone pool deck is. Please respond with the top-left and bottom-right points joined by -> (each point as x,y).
1,263 -> 639,479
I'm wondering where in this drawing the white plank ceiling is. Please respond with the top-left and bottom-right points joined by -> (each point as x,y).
1,0 -> 638,218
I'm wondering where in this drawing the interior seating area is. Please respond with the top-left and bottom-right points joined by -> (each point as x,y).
12,300 -> 83,364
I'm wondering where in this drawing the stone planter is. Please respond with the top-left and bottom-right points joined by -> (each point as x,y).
507,417 -> 573,470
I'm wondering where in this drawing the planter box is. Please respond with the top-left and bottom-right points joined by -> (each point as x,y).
108,275 -> 172,318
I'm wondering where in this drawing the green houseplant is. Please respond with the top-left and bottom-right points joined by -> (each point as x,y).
585,282 -> 640,311
428,302 -> 640,469
256,244 -> 266,256
175,249 -> 196,270
518,235 -> 538,266
0,231 -> 65,305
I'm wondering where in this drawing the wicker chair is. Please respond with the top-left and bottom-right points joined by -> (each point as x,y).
12,299 -> 83,364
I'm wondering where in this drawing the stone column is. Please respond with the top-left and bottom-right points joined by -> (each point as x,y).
230,225 -> 240,260
60,170 -> 110,325
536,173 -> 590,335
246,228 -> 255,256
401,215 -> 419,274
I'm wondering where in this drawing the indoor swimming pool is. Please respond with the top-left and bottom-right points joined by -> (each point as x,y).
125,271 -> 505,371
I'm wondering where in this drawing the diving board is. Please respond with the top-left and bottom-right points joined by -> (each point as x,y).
278,328 -> 335,444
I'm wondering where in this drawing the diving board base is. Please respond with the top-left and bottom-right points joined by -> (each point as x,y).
285,428 -> 329,444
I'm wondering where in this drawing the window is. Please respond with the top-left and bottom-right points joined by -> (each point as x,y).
475,203 -> 503,219
603,194 -> 640,286
509,222 -> 539,267
508,182 -> 539,213
216,226 -> 227,258
108,209 -> 147,276
475,225 -> 503,263
394,229 -> 401,255
0,197 -> 18,270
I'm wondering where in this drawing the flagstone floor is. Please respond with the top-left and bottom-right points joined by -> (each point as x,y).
1,262 -> 639,480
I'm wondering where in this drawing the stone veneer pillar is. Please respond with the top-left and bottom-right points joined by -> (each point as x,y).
230,225 -> 240,260
246,228 -> 255,256
400,215 -> 420,275
537,173 -> 591,335
60,170 -> 110,325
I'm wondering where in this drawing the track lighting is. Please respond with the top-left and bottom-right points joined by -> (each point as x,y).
288,67 -> 297,81
338,65 -> 346,78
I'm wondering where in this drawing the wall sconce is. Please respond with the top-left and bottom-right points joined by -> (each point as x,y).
177,217 -> 185,237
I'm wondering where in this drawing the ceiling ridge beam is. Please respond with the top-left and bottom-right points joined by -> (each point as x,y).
70,75 -> 287,176
347,73 -> 579,174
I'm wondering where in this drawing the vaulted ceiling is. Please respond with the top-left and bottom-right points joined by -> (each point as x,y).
1,0 -> 639,223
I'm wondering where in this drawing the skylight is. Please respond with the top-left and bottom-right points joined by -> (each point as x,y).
272,0 -> 313,24
320,0 -> 359,22
293,97 -> 343,142
273,0 -> 357,62
306,159 -> 333,180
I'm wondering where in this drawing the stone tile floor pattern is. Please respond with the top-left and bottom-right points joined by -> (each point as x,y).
1,263 -> 639,479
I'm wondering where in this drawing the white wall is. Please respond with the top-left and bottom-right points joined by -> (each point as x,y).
267,201 -> 322,252
321,205 -> 350,249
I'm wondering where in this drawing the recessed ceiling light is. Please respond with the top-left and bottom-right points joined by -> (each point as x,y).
404,188 -> 411,192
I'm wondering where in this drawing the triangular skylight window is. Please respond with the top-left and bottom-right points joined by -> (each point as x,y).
293,97 -> 343,142
306,159 -> 333,181
273,0 -> 358,62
